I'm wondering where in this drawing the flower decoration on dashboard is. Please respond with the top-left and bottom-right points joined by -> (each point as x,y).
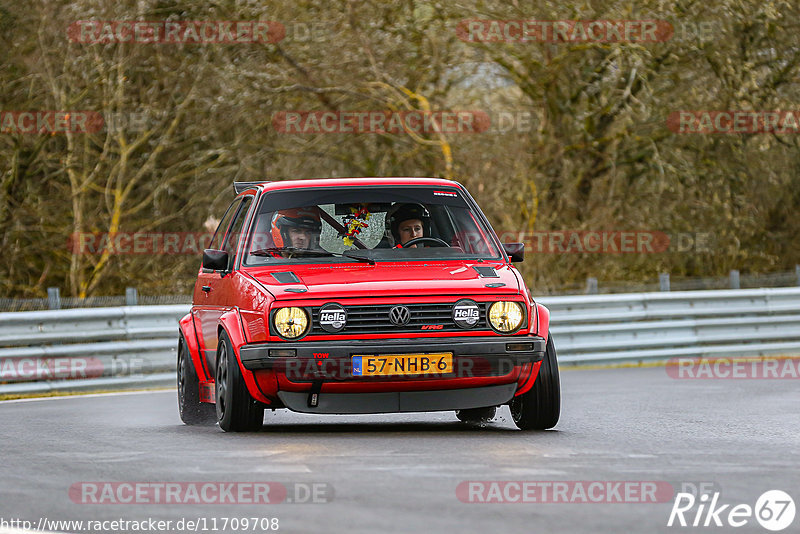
342,205 -> 371,247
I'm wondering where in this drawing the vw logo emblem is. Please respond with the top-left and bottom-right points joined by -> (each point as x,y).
389,306 -> 411,326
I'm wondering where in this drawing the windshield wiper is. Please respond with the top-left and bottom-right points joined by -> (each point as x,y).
341,250 -> 376,265
250,247 -> 375,265
251,247 -> 332,257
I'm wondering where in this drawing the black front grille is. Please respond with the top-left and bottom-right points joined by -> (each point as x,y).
311,302 -> 488,334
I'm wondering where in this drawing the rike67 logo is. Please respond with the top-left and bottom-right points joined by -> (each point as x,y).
668,490 -> 795,531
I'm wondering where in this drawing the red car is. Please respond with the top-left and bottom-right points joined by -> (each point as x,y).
177,178 -> 560,432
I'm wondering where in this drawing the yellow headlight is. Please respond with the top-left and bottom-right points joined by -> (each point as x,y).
273,307 -> 309,339
488,301 -> 524,333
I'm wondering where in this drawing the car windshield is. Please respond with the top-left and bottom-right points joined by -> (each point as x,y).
241,185 -> 501,265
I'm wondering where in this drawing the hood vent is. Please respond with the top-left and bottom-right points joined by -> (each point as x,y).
472,266 -> 499,278
271,271 -> 301,284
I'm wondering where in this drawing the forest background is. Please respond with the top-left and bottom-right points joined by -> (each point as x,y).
2,0 -> 799,298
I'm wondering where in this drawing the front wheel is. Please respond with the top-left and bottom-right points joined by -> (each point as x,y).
509,332 -> 560,430
215,331 -> 264,432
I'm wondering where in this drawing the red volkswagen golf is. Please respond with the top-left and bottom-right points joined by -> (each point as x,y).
177,178 -> 559,432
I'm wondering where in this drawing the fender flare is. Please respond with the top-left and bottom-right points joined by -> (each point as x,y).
514,302 -> 550,396
218,309 -> 272,405
534,303 -> 550,339
178,313 -> 210,382
514,361 -> 542,397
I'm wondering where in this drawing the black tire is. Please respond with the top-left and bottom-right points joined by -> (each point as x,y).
177,334 -> 217,425
509,332 -> 560,430
215,331 -> 264,432
455,406 -> 497,424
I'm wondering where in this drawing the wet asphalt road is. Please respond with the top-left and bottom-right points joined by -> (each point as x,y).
0,366 -> 798,534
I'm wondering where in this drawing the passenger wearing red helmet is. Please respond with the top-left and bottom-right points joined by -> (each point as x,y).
271,207 -> 322,254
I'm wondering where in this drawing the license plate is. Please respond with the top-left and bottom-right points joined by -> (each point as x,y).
351,353 -> 453,376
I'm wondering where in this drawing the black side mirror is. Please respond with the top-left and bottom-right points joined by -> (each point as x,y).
503,243 -> 525,263
202,249 -> 229,271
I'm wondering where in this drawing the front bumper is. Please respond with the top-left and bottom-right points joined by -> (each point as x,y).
276,382 -> 518,414
240,335 -> 545,379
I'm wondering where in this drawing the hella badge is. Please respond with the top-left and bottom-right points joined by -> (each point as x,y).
453,299 -> 480,329
319,303 -> 347,333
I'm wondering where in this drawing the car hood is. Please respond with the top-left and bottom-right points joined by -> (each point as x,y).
243,261 -> 521,300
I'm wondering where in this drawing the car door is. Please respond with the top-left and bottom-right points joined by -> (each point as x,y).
193,196 -> 253,376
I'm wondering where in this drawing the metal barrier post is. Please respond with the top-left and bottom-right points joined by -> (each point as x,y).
47,287 -> 61,310
730,270 -> 740,289
126,287 -> 138,306
586,277 -> 598,294
659,273 -> 670,292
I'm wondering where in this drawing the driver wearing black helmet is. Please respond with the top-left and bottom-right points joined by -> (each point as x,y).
389,203 -> 431,248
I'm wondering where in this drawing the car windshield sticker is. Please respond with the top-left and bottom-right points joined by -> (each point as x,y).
342,205 -> 371,247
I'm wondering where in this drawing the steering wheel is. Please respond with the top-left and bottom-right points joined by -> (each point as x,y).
401,237 -> 451,248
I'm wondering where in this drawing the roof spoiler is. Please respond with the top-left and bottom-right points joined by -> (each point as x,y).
233,181 -> 266,195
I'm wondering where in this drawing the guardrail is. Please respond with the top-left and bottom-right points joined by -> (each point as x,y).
1,287 -> 799,394
0,305 -> 187,394
542,287 -> 800,364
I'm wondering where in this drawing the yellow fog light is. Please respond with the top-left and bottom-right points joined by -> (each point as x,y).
488,301 -> 524,333
273,307 -> 309,339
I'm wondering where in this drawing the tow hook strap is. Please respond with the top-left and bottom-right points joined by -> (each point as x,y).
307,380 -> 323,408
